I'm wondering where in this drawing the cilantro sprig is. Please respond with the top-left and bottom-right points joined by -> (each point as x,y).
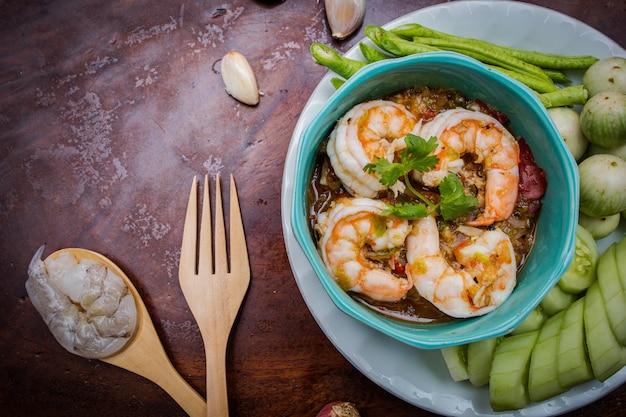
365,133 -> 440,187
363,133 -> 478,220
438,172 -> 480,220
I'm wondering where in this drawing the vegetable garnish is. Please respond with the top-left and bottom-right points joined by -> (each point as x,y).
364,133 -> 479,220
382,201 -> 429,219
364,133 -> 439,186
439,172 -> 481,220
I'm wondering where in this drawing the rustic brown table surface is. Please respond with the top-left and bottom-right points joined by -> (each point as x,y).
2,0 -> 625,416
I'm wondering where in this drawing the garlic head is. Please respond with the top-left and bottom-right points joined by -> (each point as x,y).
220,50 -> 259,106
324,0 -> 366,40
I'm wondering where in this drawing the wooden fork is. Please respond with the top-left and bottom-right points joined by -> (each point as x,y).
178,175 -> 250,417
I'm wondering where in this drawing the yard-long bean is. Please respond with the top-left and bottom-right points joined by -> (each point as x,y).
310,43 -> 366,79
485,65 -> 559,93
410,36 -> 554,83
359,42 -> 390,63
391,23 -> 598,70
537,85 -> 589,108
365,25 -> 439,56
309,24 -> 593,108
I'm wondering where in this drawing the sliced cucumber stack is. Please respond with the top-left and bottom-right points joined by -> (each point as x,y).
596,243 -> 626,344
615,237 -> 626,291
439,233 -> 626,412
557,297 -> 594,388
540,284 -> 577,316
511,307 -> 547,335
584,281 -> 626,381
467,337 -> 501,387
528,310 -> 567,403
489,330 -> 539,411
440,344 -> 469,382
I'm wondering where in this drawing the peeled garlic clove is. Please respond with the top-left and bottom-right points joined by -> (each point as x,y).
324,0 -> 365,40
220,50 -> 259,105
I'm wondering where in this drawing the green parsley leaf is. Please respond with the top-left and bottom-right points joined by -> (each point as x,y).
438,173 -> 479,220
363,156 -> 406,187
400,133 -> 440,173
382,201 -> 429,219
363,134 -> 439,186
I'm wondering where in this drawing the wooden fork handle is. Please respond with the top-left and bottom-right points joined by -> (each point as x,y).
205,340 -> 230,417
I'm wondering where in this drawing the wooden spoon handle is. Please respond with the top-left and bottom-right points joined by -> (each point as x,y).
103,347 -> 206,417
146,359 -> 207,417
101,305 -> 207,417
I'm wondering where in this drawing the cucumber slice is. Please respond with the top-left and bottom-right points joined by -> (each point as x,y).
615,236 -> 626,292
578,212 -> 621,240
540,284 -> 577,316
557,297 -> 594,388
511,307 -> 547,335
596,243 -> 626,344
584,282 -> 626,382
528,310 -> 567,403
557,225 -> 599,294
467,337 -> 500,387
440,344 -> 469,381
489,330 -> 539,412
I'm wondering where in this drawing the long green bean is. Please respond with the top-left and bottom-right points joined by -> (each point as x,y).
391,22 -> 451,40
379,31 -> 440,56
364,25 -> 389,53
359,42 -> 390,63
369,26 -> 560,93
543,69 -> 571,85
310,43 -> 366,79
391,23 -> 598,70
411,36 -> 553,83
486,65 -> 559,93
365,25 -> 439,56
538,85 -> 589,108
330,77 -> 345,89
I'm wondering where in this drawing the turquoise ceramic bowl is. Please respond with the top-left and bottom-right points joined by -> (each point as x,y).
291,52 -> 578,349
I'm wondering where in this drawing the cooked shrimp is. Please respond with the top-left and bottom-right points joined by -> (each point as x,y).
417,108 -> 520,226
326,100 -> 419,198
315,197 -> 413,302
405,214 -> 516,318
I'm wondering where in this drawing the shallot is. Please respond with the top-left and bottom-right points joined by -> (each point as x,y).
316,401 -> 361,417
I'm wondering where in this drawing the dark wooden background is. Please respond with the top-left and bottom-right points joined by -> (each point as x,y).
1,0 -> 624,416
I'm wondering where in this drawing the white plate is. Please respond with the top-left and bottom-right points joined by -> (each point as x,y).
281,1 -> 626,415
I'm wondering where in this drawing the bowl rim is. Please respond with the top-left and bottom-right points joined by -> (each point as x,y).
290,51 -> 578,349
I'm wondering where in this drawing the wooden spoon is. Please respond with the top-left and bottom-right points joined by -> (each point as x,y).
47,248 -> 206,417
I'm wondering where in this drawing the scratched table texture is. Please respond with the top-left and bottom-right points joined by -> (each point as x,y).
1,0 -> 625,416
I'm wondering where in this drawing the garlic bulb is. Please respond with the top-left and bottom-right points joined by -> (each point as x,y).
324,0 -> 366,40
220,50 -> 259,105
